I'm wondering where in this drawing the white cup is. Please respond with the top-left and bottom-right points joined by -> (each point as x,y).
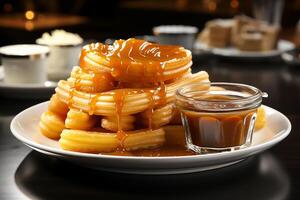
0,44 -> 49,84
36,42 -> 82,80
153,25 -> 198,50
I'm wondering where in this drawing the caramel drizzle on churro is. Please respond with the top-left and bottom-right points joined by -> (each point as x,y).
88,94 -> 99,115
68,75 -> 80,108
145,90 -> 155,130
113,89 -> 126,142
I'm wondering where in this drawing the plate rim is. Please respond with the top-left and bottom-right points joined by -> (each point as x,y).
194,39 -> 295,58
10,102 -> 291,161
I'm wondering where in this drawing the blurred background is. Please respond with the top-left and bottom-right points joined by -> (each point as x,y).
0,0 -> 299,46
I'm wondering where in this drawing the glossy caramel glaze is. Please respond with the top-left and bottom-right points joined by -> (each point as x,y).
104,145 -> 195,157
80,38 -> 188,82
182,109 -> 256,148
91,71 -> 114,93
113,89 -> 127,142
145,90 -> 155,130
88,94 -> 100,115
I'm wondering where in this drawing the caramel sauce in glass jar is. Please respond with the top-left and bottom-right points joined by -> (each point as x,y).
176,83 -> 264,153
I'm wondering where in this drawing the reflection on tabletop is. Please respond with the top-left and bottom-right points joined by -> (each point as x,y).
15,151 -> 289,200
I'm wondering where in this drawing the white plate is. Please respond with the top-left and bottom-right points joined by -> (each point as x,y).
194,40 -> 295,58
10,102 -> 291,175
0,68 -> 57,99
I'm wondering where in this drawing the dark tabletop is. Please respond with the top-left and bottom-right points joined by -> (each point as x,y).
0,53 -> 300,200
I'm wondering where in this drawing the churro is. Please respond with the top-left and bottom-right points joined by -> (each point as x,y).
39,38 -> 211,154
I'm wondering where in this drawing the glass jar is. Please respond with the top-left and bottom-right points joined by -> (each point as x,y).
176,82 -> 264,153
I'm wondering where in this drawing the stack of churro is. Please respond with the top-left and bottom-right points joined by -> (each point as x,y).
39,38 -> 210,154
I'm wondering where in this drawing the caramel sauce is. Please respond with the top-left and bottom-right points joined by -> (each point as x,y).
79,43 -> 99,71
79,46 -> 87,69
88,94 -> 100,115
110,89 -> 145,142
79,38 -> 187,82
68,68 -> 81,108
156,82 -> 167,106
68,87 -> 75,108
74,71 -> 81,91
91,71 -> 114,93
156,56 -> 167,105
132,146 -> 195,157
145,90 -> 155,130
181,95 -> 256,148
105,145 -> 195,157
107,38 -> 187,82
113,89 -> 126,141
92,72 -> 103,93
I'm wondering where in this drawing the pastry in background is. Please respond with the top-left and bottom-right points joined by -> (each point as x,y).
198,27 -> 209,44
238,32 -> 263,51
260,24 -> 280,51
198,15 -> 280,52
207,19 -> 233,48
199,19 -> 233,48
238,24 -> 279,51
231,15 -> 256,46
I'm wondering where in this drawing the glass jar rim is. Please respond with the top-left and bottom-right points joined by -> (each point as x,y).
176,82 -> 264,112
177,82 -> 262,102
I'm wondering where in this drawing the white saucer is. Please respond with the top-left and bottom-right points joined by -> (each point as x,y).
194,40 -> 295,58
10,102 -> 291,175
0,68 -> 57,99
